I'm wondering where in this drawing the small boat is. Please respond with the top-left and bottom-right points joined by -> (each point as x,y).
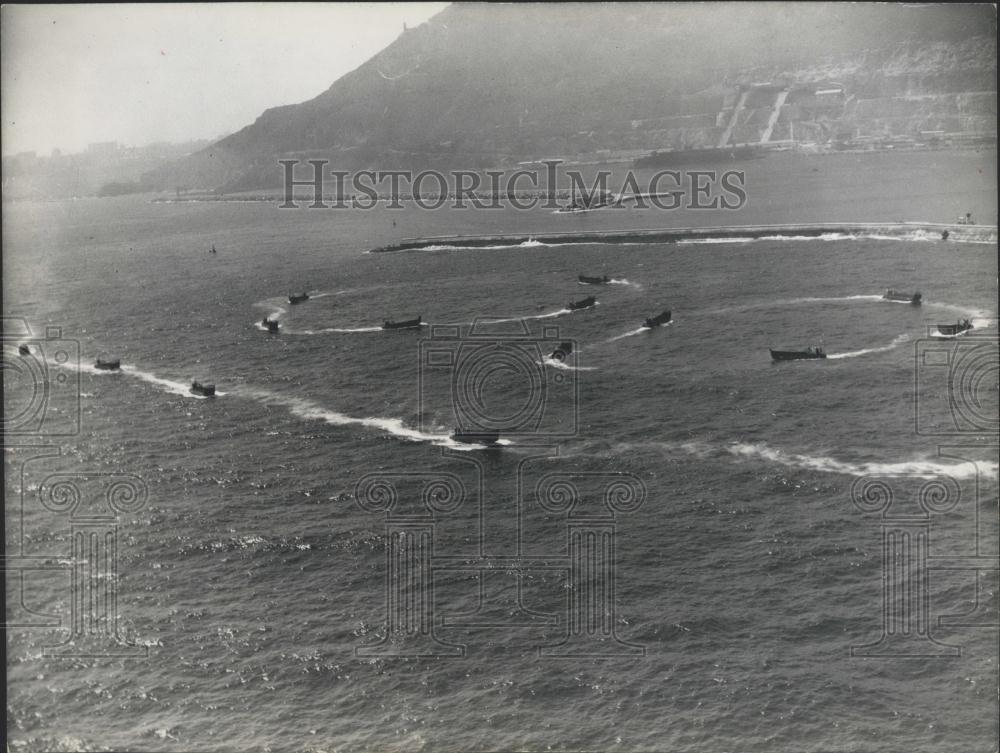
643,310 -> 672,328
550,341 -> 573,360
94,357 -> 121,371
567,296 -> 597,311
383,315 -> 422,330
937,319 -> 974,336
18,344 -> 30,356
261,317 -> 279,333
578,275 -> 611,285
210,244 -> 217,254
451,429 -> 500,445
288,292 -> 310,305
770,347 -> 826,361
883,289 -> 922,305
190,381 -> 216,397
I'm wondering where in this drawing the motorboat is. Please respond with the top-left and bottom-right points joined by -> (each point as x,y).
770,347 -> 826,361
383,316 -> 422,330
288,292 -> 310,305
567,296 -> 597,311
550,341 -> 573,360
643,310 -> 672,328
190,381 -> 216,397
94,357 -> 121,371
262,317 -> 279,333
883,289 -> 921,305
937,319 -> 974,336
451,429 -> 500,445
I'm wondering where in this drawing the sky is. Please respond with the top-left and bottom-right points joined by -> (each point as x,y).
1,3 -> 449,156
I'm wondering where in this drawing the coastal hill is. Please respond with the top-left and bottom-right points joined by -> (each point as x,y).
146,3 -> 996,192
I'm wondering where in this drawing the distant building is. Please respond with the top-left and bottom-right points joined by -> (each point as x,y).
87,141 -> 120,156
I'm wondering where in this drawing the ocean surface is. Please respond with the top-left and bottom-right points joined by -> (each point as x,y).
4,153 -> 999,752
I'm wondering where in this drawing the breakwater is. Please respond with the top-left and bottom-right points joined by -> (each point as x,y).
370,222 -> 998,252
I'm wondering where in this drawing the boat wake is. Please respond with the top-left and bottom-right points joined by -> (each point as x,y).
827,333 -> 911,359
282,325 -> 384,335
608,278 -> 641,289
230,387 -> 508,450
716,441 -> 997,480
119,366 -> 225,399
925,301 -> 993,330
489,308 -> 576,324
606,321 -> 672,342
708,294 -> 884,316
540,357 -> 598,372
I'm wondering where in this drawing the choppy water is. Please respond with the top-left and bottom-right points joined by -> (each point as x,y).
3,194 -> 998,752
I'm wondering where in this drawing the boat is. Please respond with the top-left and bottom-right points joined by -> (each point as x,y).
578,275 -> 611,284
288,292 -> 310,305
883,289 -> 922,305
567,296 -> 597,311
190,381 -> 216,397
383,316 -> 422,330
937,319 -> 974,336
261,317 -> 279,333
550,341 -> 573,360
633,145 -> 761,169
451,429 -> 500,445
770,347 -> 826,361
94,357 -> 121,371
643,310 -> 672,328
557,190 -> 616,213
18,344 -> 30,356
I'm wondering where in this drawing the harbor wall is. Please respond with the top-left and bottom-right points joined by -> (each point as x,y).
370,222 -> 998,252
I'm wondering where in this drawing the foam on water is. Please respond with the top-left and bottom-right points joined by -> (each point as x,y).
540,356 -> 598,371
607,278 -> 640,289
720,441 -> 997,480
282,325 -> 383,334
827,333 -> 911,359
675,440 -> 997,480
119,365 -> 225,399
232,387 -> 455,446
606,321 -> 672,342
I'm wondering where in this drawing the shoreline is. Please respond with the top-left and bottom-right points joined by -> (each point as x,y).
370,222 -> 999,253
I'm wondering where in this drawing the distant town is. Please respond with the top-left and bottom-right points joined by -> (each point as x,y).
1,138 -> 219,200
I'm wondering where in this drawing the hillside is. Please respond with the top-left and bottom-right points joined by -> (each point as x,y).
146,3 -> 997,192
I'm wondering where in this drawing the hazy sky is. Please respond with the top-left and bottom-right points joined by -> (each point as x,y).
1,3 -> 448,156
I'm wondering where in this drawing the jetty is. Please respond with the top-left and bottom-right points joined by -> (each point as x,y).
370,222 -> 997,253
